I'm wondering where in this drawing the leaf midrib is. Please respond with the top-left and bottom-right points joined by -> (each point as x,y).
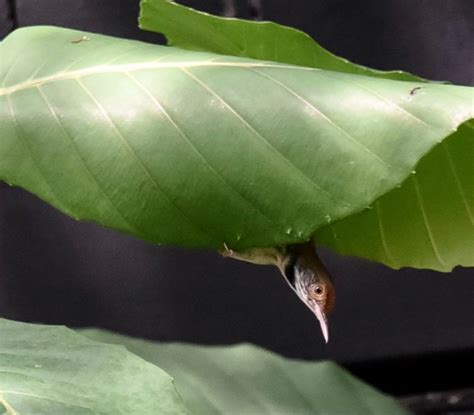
0,397 -> 17,415
0,60 -> 319,96
0,389 -> 94,413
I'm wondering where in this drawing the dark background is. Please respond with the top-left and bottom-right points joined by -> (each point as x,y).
1,0 -> 473,402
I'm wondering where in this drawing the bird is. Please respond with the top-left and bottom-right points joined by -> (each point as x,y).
221,241 -> 335,343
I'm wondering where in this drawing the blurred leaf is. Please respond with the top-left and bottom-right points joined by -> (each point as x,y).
84,329 -> 409,415
0,319 -> 187,414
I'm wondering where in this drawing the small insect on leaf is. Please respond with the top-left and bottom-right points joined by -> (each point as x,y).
70,35 -> 90,44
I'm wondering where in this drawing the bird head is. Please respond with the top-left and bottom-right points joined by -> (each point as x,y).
279,243 -> 335,343
220,241 -> 335,343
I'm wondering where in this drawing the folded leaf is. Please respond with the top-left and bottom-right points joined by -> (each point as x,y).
0,319 -> 187,414
139,0 -> 474,271
316,122 -> 474,271
84,329 -> 409,415
0,26 -> 472,271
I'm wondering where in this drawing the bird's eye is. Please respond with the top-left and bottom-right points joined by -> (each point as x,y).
312,285 -> 324,296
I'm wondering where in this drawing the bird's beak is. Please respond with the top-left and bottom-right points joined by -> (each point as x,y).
276,251 -> 330,343
310,301 -> 329,344
282,274 -> 330,343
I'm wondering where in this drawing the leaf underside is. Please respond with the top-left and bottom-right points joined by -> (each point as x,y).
83,329 -> 408,415
317,122 -> 474,270
0,319 -> 186,415
0,25 -> 472,271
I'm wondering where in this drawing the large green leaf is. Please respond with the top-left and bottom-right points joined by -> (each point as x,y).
0,26 -> 472,270
0,319 -> 187,414
139,0 -> 422,81
139,0 -> 474,271
84,329 -> 408,415
0,319 -> 407,414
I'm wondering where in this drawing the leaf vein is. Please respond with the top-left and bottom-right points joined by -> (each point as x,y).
125,71 -> 284,234
5,94 -> 61,208
320,71 -> 434,129
442,140 -> 473,224
0,397 -> 19,415
249,67 -> 394,170
0,61 -> 311,96
412,176 -> 446,266
1,390 -> 93,412
36,85 -> 140,235
375,200 -> 396,265
180,66 -> 350,208
74,77 -> 216,243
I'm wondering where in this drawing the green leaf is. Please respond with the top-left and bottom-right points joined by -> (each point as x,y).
0,26 -> 472,271
139,0 -> 422,81
139,0 -> 474,271
316,122 -> 474,271
0,319 -> 187,414
83,330 -> 408,415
